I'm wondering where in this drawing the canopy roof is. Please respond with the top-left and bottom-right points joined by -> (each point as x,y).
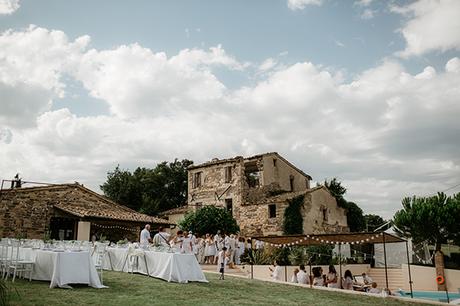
252,232 -> 405,247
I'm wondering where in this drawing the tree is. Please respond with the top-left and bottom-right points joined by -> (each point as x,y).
364,214 -> 386,232
324,178 -> 366,232
101,159 -> 193,215
179,206 -> 239,235
393,192 -> 460,291
283,195 -> 304,235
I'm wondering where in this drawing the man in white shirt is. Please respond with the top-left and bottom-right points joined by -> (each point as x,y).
140,224 -> 152,246
152,226 -> 171,247
297,264 -> 310,284
362,272 -> 373,284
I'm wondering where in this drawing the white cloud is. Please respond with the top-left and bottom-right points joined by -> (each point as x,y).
258,58 -> 277,71
354,0 -> 373,7
360,8 -> 375,20
334,40 -> 345,48
1,25 -> 460,219
393,0 -> 460,57
287,0 -> 322,11
0,0 -> 19,15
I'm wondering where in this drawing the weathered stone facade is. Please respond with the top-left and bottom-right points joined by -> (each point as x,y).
183,152 -> 349,236
0,183 -> 171,241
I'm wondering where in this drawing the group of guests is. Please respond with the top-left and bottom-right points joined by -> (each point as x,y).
270,261 -> 381,294
139,225 -> 251,267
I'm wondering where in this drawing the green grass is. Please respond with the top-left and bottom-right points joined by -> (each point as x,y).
7,271 -> 422,306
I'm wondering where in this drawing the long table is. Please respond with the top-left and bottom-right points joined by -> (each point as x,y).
20,247 -> 105,288
103,248 -> 208,283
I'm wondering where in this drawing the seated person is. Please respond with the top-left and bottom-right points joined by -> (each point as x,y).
312,267 -> 324,286
362,272 -> 373,285
342,270 -> 354,290
368,282 -> 381,294
269,260 -> 283,281
297,265 -> 309,284
326,265 -> 339,288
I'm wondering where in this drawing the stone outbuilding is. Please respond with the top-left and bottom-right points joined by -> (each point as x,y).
0,183 -> 172,241
161,152 -> 348,236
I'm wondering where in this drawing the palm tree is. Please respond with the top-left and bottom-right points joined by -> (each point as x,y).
393,192 -> 460,291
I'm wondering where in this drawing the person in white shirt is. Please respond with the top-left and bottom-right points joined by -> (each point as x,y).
152,226 -> 171,247
255,240 -> 264,250
291,268 -> 299,283
326,265 -> 339,288
217,246 -> 229,279
297,265 -> 310,284
342,270 -> 354,290
228,234 -> 237,264
139,224 -> 152,246
269,260 -> 283,281
170,230 -> 184,252
213,232 -> 223,264
312,267 -> 324,286
362,272 -> 373,285
235,237 -> 245,264
368,282 -> 381,294
181,231 -> 193,254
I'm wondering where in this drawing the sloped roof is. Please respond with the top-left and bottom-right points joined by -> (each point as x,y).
158,205 -> 190,216
0,183 -> 172,224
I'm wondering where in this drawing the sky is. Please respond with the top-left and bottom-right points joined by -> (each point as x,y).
1,0 -> 459,219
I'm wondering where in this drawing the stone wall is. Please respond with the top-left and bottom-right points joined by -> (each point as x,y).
0,188 -> 66,239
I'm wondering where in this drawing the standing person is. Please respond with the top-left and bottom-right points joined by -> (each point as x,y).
139,224 -> 152,247
326,265 -> 339,288
170,230 -> 184,252
197,235 -> 206,264
152,226 -> 170,247
214,232 -> 223,264
181,231 -> 193,254
228,234 -> 237,265
342,270 -> 354,290
291,268 -> 300,283
269,260 -> 283,281
189,231 -> 197,255
204,234 -> 216,264
217,246 -> 228,280
235,237 -> 245,265
297,264 -> 309,284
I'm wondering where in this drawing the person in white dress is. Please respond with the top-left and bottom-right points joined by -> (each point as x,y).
269,260 -> 283,281
181,231 -> 193,254
235,237 -> 245,264
297,265 -> 310,284
196,236 -> 206,264
152,226 -> 171,247
170,230 -> 184,252
368,282 -> 381,294
326,265 -> 339,288
139,224 -> 151,246
204,234 -> 216,264
312,267 -> 324,286
342,270 -> 354,290
214,232 -> 223,264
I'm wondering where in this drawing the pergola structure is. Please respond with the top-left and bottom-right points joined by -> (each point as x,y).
252,232 -> 413,298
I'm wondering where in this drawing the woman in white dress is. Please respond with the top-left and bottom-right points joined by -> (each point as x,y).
312,267 -> 324,286
342,270 -> 354,290
170,230 -> 184,252
326,265 -> 339,288
181,231 -> 193,254
196,236 -> 206,264
235,237 -> 245,264
204,234 -> 216,264
269,260 -> 283,281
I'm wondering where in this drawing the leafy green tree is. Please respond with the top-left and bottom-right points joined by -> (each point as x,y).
179,206 -> 239,235
393,192 -> 460,290
101,159 -> 193,215
283,195 -> 304,235
364,214 -> 386,232
324,178 -> 366,232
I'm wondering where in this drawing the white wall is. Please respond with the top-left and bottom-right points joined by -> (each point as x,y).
401,264 -> 460,292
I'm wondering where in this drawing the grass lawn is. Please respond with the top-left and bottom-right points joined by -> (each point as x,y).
7,271 -> 423,306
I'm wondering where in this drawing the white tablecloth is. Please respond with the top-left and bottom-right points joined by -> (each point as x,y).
103,248 -> 207,283
20,248 -> 104,289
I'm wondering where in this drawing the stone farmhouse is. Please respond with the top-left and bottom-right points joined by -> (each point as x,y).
0,183 -> 171,241
161,152 -> 348,236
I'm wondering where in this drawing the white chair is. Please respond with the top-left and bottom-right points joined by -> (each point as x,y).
93,243 -> 107,285
5,240 -> 34,282
0,242 -> 10,279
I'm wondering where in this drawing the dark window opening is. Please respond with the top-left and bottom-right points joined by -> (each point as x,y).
224,166 -> 232,183
245,161 -> 261,188
193,172 -> 202,188
195,202 -> 202,210
289,176 -> 295,191
225,199 -> 233,215
268,204 -> 277,218
273,159 -> 277,167
49,217 -> 76,240
322,206 -> 328,221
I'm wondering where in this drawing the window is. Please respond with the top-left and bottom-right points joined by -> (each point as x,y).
273,158 -> 277,167
268,204 -> 277,218
322,206 -> 328,221
289,175 -> 295,191
224,166 -> 232,183
225,198 -> 233,215
192,172 -> 202,188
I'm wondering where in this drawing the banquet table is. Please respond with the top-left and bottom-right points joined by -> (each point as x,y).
20,248 -> 105,289
102,248 -> 207,283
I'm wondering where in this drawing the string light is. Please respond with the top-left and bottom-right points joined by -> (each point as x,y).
92,223 -> 139,233
265,234 -> 384,248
